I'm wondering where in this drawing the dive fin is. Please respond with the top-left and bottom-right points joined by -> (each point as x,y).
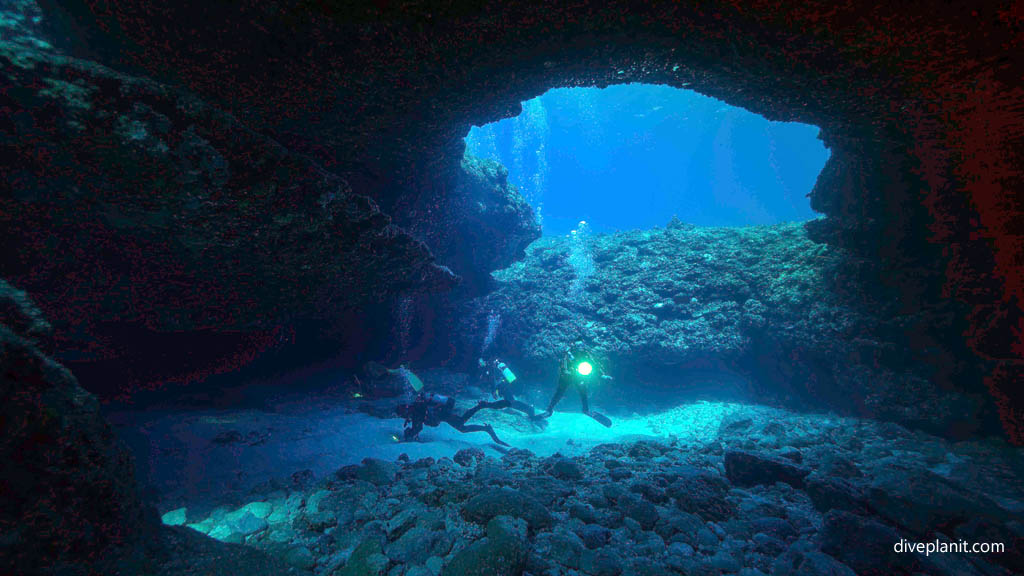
590,412 -> 612,427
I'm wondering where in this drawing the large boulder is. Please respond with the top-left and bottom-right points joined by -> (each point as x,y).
461,487 -> 553,532
866,467 -> 1009,537
665,466 -> 735,521
441,516 -> 528,576
724,450 -> 810,489
819,511 -> 918,576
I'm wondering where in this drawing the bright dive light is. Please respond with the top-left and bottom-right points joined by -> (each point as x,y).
576,361 -> 593,376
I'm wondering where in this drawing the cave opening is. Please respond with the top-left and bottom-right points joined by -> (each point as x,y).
457,83 -> 838,414
5,2 -> 1023,574
463,84 -> 830,235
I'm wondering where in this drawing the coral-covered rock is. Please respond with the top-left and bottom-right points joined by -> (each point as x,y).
464,222 -> 993,435
410,156 -> 541,295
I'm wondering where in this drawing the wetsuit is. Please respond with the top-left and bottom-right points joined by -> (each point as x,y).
402,392 -> 509,446
538,351 -> 612,427
463,361 -> 537,421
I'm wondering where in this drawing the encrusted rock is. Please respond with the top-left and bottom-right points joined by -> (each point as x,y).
441,516 -> 527,576
724,450 -> 810,489
461,488 -> 553,532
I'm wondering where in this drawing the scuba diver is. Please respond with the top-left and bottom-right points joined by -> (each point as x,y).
536,342 -> 613,427
396,391 -> 510,446
462,358 -> 544,425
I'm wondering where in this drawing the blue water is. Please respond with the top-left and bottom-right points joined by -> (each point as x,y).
465,84 -> 831,236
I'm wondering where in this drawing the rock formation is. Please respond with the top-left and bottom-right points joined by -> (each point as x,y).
0,38 -> 460,390
461,221 -> 996,437
28,0 -> 1022,440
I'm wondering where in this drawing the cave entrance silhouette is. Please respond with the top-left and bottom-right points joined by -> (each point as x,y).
464,84 -> 830,236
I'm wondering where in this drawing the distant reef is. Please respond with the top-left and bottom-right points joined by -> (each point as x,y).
463,220 -> 995,438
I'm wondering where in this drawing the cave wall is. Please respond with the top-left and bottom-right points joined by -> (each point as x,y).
0,280 -> 154,573
460,221 -> 997,438
21,0 -> 1024,440
0,38 -> 460,393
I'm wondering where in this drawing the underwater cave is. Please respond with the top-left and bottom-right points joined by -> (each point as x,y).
2,1 -> 1023,575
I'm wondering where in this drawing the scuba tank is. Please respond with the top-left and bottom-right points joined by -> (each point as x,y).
497,361 -> 516,383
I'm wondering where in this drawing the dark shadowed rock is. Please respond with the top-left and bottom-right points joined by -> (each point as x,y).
609,467 -> 633,481
0,41 -> 455,389
544,455 -> 584,481
580,548 -> 624,576
519,474 -> 573,507
339,537 -> 389,576
441,516 -> 527,576
803,473 -> 869,514
534,530 -> 585,570
356,458 -> 399,486
866,467 -> 1009,537
725,450 -> 810,488
819,511 -> 918,576
411,156 -> 541,296
618,496 -> 660,531
0,285 -> 154,574
461,488 -> 553,531
794,551 -> 857,576
666,466 -> 735,521
577,524 -> 612,550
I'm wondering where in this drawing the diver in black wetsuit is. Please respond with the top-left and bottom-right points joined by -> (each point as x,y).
462,359 -> 541,423
397,392 -> 510,446
536,343 -> 613,427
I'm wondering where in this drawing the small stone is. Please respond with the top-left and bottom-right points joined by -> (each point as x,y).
630,481 -> 668,503
749,516 -> 797,541
426,555 -> 444,576
535,531 -> 584,569
669,541 -> 694,557
237,501 -> 273,519
710,550 -> 741,573
227,511 -> 269,536
339,538 -> 389,576
577,524 -> 612,549
358,458 -> 399,486
546,456 -> 584,480
453,448 -> 485,467
284,545 -> 316,570
580,548 -> 623,576
609,467 -> 633,481
752,533 -> 786,556
161,507 -> 187,526
619,497 -> 659,530
569,503 -> 598,524
696,527 -> 718,551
